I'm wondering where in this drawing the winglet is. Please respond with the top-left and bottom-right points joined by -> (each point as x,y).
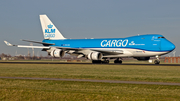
4,41 -> 15,46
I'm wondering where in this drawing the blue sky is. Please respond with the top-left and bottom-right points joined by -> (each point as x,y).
0,0 -> 180,56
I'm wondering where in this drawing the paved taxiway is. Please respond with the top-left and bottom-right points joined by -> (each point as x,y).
0,61 -> 180,66
0,77 -> 180,86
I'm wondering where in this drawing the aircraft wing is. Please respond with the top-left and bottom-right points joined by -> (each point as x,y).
17,45 -> 50,49
4,40 -> 82,50
4,41 -> 50,49
4,41 -> 123,55
90,49 -> 123,55
55,47 -> 123,55
53,46 -> 123,55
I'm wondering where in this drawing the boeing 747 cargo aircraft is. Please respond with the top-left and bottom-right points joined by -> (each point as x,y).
4,15 -> 175,64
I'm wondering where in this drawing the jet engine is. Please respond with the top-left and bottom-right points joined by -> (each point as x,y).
50,49 -> 65,58
87,52 -> 103,60
134,57 -> 150,61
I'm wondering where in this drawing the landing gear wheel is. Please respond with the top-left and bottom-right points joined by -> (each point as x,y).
92,60 -> 102,64
154,55 -> 160,64
114,60 -> 122,64
154,60 -> 160,64
102,60 -> 109,64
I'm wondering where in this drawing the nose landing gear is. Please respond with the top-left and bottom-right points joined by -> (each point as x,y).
154,55 -> 160,64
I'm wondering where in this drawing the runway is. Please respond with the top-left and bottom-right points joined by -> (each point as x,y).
0,61 -> 180,66
0,76 -> 180,86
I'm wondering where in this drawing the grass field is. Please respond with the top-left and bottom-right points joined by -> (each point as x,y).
0,63 -> 180,100
1,79 -> 180,100
0,63 -> 180,82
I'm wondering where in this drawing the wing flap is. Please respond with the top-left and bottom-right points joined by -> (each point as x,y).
91,49 -> 123,55
53,47 -> 123,55
17,45 -> 50,49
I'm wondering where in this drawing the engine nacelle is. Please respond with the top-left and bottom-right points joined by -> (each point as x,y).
134,57 -> 150,61
50,49 -> 65,58
87,52 -> 103,60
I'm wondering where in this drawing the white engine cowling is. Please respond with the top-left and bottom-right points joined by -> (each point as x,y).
50,49 -> 65,58
87,52 -> 103,60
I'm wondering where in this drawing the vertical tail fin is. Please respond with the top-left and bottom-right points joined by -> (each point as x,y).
39,15 -> 66,40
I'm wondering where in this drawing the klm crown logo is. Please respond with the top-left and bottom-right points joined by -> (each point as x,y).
48,24 -> 53,28
45,24 -> 56,38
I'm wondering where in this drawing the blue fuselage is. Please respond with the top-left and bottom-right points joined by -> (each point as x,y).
43,34 -> 175,52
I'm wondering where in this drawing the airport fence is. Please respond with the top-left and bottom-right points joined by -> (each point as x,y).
165,57 -> 180,63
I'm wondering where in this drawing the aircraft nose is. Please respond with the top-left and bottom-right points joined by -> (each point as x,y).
171,43 -> 176,51
161,40 -> 175,51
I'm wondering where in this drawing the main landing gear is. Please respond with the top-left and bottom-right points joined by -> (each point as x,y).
114,58 -> 122,64
92,58 -> 123,64
92,59 -> 109,64
154,55 -> 160,64
102,60 -> 109,64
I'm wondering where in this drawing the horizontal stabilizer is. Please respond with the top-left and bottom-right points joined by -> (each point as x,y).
22,39 -> 55,45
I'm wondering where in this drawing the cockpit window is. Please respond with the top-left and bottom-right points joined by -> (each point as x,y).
158,37 -> 165,39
